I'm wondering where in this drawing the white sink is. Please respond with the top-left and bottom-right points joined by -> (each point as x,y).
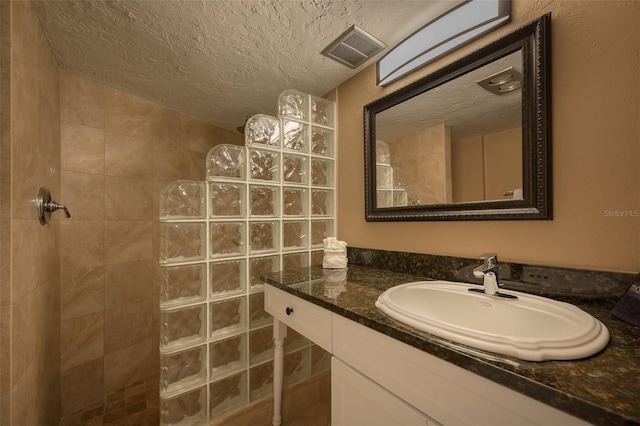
375,281 -> 610,361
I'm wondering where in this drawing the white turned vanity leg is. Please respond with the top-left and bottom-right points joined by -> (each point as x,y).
273,318 -> 288,426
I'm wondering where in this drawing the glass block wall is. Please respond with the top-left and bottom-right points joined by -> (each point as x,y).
158,90 -> 335,425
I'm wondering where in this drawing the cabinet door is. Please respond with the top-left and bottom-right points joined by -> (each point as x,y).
332,357 -> 430,426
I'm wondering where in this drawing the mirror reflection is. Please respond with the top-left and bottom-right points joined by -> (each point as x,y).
375,51 -> 523,208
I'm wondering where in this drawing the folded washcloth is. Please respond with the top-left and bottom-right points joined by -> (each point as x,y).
612,273 -> 640,327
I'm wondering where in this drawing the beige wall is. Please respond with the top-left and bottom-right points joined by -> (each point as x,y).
58,71 -> 242,415
452,127 -> 522,202
1,1 -> 62,424
336,0 -> 640,273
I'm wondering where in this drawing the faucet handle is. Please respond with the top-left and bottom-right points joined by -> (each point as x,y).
479,253 -> 498,268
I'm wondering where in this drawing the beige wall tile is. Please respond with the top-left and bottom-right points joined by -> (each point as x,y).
60,220 -> 105,270
104,301 -> 152,353
153,144 -> 191,181
104,132 -> 153,179
104,88 -> 153,140
61,266 -> 105,321
11,219 -> 59,302
104,260 -> 153,309
10,2 -> 39,65
61,171 -> 105,221
0,306 -> 9,394
61,312 -> 104,371
11,280 -> 56,387
152,106 -> 186,149
105,220 -> 152,264
104,176 -> 153,220
60,71 -> 105,129
61,122 -> 105,174
11,333 -> 61,425
104,338 -> 153,393
61,358 -> 104,416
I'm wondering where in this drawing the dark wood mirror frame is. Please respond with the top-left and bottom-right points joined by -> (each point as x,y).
364,14 -> 551,221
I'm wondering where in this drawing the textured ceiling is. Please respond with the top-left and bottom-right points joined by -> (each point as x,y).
32,0 -> 464,133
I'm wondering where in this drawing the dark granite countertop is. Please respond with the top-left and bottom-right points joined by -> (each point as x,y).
262,265 -> 640,426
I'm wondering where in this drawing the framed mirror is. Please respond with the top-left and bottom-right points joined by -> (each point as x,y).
364,14 -> 551,221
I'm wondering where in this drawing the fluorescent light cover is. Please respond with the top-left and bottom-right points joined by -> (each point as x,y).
377,0 -> 511,86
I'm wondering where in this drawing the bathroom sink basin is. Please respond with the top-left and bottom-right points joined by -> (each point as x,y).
375,281 -> 610,361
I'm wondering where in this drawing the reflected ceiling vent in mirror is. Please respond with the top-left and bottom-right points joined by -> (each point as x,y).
321,25 -> 386,69
477,67 -> 522,95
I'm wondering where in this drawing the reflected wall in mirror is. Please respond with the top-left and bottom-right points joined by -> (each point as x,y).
365,14 -> 551,221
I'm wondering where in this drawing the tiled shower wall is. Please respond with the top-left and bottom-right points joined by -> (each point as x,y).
1,2 -> 62,424
58,71 -> 243,416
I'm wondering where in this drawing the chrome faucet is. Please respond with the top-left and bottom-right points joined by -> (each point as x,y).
470,253 -> 517,299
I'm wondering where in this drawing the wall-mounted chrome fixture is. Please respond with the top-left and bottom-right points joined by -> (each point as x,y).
477,66 -> 522,95
377,0 -> 511,86
36,187 -> 70,225
321,25 -> 386,69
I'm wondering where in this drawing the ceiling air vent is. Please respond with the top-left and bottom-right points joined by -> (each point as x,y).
321,25 -> 386,69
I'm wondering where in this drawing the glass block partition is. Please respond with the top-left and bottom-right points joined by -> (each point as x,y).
159,90 -> 335,425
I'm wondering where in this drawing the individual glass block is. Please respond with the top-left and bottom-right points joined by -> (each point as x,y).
249,325 -> 273,365
278,89 -> 309,121
394,190 -> 408,207
376,164 -> 393,189
210,183 -> 246,218
377,190 -> 393,208
282,187 -> 308,217
392,167 -> 405,188
161,263 -> 206,307
160,385 -> 206,426
282,252 -> 309,270
160,223 -> 205,263
311,126 -> 334,157
283,154 -> 308,184
249,148 -> 280,182
210,371 -> 248,419
160,345 -> 206,394
210,333 -> 246,376
250,361 -> 273,402
311,96 -> 335,127
245,114 -> 280,147
161,304 -> 206,350
283,220 -> 308,251
283,327 -> 308,354
311,220 -> 334,247
249,185 -> 279,217
249,255 -> 279,288
210,296 -> 246,338
376,140 -> 390,164
311,344 -> 331,375
311,189 -> 333,216
284,348 -> 310,387
206,144 -> 246,180
311,158 -> 333,187
210,222 -> 245,258
310,250 -> 324,266
282,120 -> 308,152
160,181 -> 205,219
249,291 -> 271,328
210,259 -> 246,299
249,221 -> 279,254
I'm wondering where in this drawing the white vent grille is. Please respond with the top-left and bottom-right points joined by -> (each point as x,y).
322,25 -> 386,69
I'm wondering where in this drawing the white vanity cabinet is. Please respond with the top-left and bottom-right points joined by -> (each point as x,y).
265,285 -> 589,426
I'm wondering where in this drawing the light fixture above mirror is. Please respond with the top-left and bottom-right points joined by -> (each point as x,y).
377,0 -> 511,86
